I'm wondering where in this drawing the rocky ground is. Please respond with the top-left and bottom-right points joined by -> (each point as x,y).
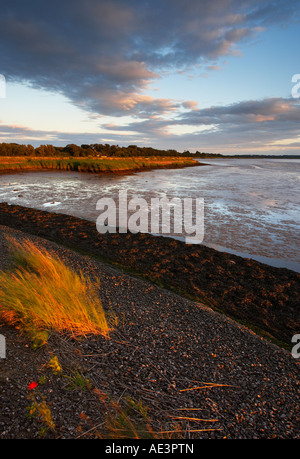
0,224 -> 299,439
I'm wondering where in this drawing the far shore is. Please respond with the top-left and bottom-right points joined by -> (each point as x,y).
0,156 -> 205,175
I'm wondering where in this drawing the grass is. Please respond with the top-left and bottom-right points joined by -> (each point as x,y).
93,390 -> 184,439
64,369 -> 92,391
91,389 -> 220,439
0,237 -> 110,345
0,156 -> 199,174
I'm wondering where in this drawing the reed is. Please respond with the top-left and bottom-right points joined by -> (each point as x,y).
0,156 -> 199,174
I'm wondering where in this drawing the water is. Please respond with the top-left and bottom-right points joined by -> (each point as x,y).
0,157 -> 299,272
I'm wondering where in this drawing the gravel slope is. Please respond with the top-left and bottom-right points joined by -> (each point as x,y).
0,225 -> 299,439
0,202 -> 299,346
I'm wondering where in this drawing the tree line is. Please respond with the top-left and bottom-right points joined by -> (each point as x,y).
0,142 -> 221,158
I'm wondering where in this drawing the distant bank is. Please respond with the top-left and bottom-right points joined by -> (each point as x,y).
0,141 -> 299,160
0,156 -> 203,175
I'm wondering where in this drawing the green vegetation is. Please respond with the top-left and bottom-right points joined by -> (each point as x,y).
64,370 -> 92,391
47,355 -> 63,375
0,237 -> 110,346
27,393 -> 56,435
94,391 -> 164,439
0,142 -> 299,159
0,141 -> 212,158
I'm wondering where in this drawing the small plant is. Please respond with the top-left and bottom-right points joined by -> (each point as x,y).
94,390 -> 157,439
125,396 -> 149,420
27,397 -> 56,434
47,355 -> 62,374
26,382 -> 56,434
25,326 -> 49,350
38,375 -> 47,385
92,390 -> 192,439
64,369 -> 91,391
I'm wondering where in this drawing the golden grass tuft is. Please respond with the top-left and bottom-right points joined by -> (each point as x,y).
0,237 -> 110,344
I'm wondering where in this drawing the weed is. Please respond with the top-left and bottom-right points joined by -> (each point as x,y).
27,391 -> 56,433
64,369 -> 91,391
94,390 -> 161,439
47,355 -> 62,374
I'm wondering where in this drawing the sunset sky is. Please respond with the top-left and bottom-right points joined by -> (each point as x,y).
1,0 -> 300,155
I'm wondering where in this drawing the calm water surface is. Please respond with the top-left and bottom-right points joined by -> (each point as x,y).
0,158 -> 299,272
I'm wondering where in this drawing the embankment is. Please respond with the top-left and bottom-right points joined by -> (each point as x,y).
0,202 -> 299,346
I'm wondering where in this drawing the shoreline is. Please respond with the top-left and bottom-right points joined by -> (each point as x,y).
0,202 -> 299,347
157,233 -> 300,273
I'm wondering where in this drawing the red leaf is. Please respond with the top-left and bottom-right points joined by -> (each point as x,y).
28,381 -> 38,390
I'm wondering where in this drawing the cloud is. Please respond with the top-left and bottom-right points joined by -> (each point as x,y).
182,101 -> 199,110
176,98 -> 300,126
1,0 -> 298,120
171,97 -> 300,153
0,123 -> 104,146
1,94 -> 300,155
100,97 -> 300,153
3,95 -> 299,152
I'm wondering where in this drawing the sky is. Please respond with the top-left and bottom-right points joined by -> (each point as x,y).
0,0 -> 300,155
